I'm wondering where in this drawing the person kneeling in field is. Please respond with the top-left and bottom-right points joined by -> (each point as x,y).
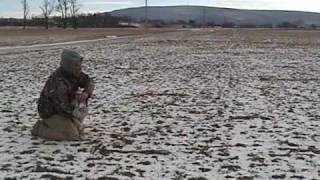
31,49 -> 94,141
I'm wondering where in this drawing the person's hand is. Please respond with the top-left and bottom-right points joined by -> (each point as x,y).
79,92 -> 89,102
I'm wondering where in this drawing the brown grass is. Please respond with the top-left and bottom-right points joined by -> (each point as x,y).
1,27 -> 320,48
210,28 -> 320,48
0,27 -> 177,47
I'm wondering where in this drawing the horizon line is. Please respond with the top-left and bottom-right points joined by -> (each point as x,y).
1,5 -> 320,19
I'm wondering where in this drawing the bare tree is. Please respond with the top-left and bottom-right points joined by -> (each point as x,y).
56,0 -> 69,28
69,0 -> 81,29
21,0 -> 30,29
40,0 -> 55,29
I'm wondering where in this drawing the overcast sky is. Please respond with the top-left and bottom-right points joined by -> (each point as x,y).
1,0 -> 320,18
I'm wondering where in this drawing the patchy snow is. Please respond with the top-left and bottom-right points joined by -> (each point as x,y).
0,31 -> 319,180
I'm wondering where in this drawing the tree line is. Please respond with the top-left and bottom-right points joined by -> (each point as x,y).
3,0 -> 134,29
0,14 -> 129,28
21,0 -> 91,29
173,20 -> 318,29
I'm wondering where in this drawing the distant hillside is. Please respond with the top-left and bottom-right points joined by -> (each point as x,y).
109,6 -> 320,26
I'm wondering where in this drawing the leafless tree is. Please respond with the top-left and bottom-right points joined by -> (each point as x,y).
56,0 -> 69,28
40,0 -> 55,29
69,0 -> 81,29
21,0 -> 30,29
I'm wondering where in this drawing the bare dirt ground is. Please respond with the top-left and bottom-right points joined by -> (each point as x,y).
0,29 -> 319,179
0,27 -> 176,47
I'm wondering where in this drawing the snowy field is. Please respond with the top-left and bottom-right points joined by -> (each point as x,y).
0,29 -> 319,180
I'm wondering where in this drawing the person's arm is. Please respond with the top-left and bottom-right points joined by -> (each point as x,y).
50,79 -> 75,119
86,77 -> 94,98
80,74 -> 95,98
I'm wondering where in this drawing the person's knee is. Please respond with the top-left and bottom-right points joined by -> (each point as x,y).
31,117 -> 81,141
39,128 -> 80,141
62,127 -> 80,141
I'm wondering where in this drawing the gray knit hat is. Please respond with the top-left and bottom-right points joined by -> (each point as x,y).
60,49 -> 83,75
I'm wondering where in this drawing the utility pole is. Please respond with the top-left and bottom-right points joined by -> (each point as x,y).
23,0 -> 27,29
144,0 -> 148,34
22,0 -> 29,30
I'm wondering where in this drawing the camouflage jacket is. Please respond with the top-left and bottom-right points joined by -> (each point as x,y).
37,67 -> 94,119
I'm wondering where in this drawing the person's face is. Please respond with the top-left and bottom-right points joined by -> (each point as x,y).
72,61 -> 82,77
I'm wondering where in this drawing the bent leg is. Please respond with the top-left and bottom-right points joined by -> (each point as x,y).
31,115 -> 80,141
